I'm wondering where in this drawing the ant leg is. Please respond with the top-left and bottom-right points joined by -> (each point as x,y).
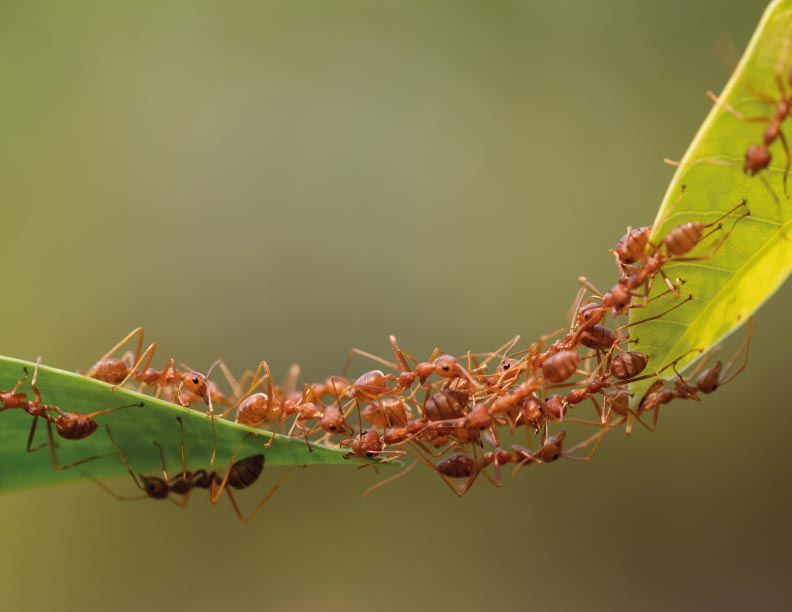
223,465 -> 307,525
210,432 -> 255,504
93,327 -> 146,368
566,285 -> 589,328
104,424 -> 146,491
112,342 -> 158,391
176,416 -> 188,479
153,441 -> 171,481
622,294 -> 694,333
343,347 -> 397,378
214,359 -> 243,401
26,415 -> 47,453
84,402 -> 145,420
283,364 -> 300,398
773,17 -> 792,98
777,130 -> 791,199
12,367 -> 30,394
83,472 -> 148,501
168,491 -> 193,508
29,357 -> 43,404
717,318 -> 753,385
362,459 -> 418,497
706,91 -> 772,123
577,276 -> 605,299
563,428 -> 611,461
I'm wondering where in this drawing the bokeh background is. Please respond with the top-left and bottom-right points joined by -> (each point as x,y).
1,1 -> 788,611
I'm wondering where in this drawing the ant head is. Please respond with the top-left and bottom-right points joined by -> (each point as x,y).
433,355 -> 458,378
496,358 -> 521,379
697,361 -> 724,394
182,371 -> 208,398
577,303 -> 604,328
437,454 -> 476,478
320,404 -> 350,434
357,429 -> 381,457
494,448 -> 513,466
540,430 -> 566,462
141,476 -> 169,500
468,403 -> 493,430
604,284 -> 631,314
744,144 -> 771,175
543,394 -> 567,421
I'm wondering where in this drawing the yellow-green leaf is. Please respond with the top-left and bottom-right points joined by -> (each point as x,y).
629,0 -> 792,400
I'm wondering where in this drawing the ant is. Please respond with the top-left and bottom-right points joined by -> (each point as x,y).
410,445 -> 515,497
231,360 -> 353,451
93,417 -> 303,524
85,327 -> 241,465
510,427 -> 610,476
0,358 -> 143,470
343,336 -> 480,395
633,318 -> 753,433
706,16 -> 792,197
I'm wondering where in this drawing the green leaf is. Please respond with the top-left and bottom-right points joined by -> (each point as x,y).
0,356 -> 353,493
628,0 -> 792,400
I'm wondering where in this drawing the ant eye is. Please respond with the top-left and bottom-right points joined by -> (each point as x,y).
192,377 -> 200,384
442,365 -> 450,371
503,363 -> 510,370
329,425 -> 336,431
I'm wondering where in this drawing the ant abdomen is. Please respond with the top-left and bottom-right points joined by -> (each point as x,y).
55,412 -> 99,440
744,144 -> 771,175
611,351 -> 648,380
423,387 -> 469,421
697,361 -> 724,394
227,455 -> 265,490
235,393 -> 274,426
613,226 -> 651,265
86,358 -> 129,385
541,350 -> 580,384
580,325 -> 616,351
437,454 -> 476,479
662,222 -> 705,257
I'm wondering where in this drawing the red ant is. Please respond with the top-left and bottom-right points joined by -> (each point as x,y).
410,446 -> 515,497
0,358 -> 143,469
84,327 -> 236,464
510,428 -> 610,475
344,336 -> 480,394
92,417 -> 303,524
633,319 -> 753,433
706,16 -> 792,196
231,360 -> 353,451
340,428 -> 406,462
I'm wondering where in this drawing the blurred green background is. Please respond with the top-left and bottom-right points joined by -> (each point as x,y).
1,1 -> 788,610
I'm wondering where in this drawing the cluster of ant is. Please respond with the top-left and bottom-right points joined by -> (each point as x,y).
10,19 -> 792,517
5,186 -> 755,515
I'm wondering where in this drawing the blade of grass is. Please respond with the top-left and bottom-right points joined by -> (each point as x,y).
0,356 -> 357,493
